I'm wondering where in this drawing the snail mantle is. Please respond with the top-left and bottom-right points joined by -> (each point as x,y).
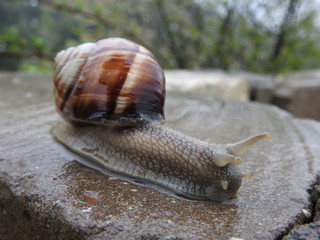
1,69 -> 320,239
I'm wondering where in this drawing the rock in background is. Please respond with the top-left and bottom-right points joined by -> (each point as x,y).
166,69 -> 320,122
236,70 -> 320,121
272,71 -> 320,121
165,69 -> 249,101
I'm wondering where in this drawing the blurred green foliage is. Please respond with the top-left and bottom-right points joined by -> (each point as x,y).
0,0 -> 319,73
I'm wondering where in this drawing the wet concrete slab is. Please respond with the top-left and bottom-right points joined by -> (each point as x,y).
1,72 -> 320,239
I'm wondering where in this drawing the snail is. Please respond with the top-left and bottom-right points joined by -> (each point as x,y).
52,37 -> 270,202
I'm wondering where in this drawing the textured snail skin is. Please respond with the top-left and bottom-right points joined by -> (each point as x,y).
53,121 -> 269,201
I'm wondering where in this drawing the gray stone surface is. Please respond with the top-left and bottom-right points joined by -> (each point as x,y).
165,69 -> 249,101
234,70 -> 320,121
283,223 -> 320,240
272,70 -> 320,121
283,178 -> 320,239
232,71 -> 275,103
1,72 -> 320,239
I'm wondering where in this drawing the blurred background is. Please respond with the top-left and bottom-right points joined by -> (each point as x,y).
1,0 -> 320,74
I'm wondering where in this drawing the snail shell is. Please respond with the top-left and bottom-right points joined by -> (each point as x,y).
52,37 -> 270,201
54,37 -> 165,126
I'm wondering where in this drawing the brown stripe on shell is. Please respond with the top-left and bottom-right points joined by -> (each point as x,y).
69,39 -> 138,121
118,53 -> 165,122
54,43 -> 95,114
100,43 -> 139,117
55,45 -> 92,112
58,60 -> 86,111
54,47 -> 75,81
68,39 -> 136,121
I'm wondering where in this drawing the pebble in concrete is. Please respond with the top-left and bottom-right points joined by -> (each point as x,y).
1,72 -> 320,239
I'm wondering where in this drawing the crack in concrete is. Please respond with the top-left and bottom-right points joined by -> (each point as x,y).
278,175 -> 320,239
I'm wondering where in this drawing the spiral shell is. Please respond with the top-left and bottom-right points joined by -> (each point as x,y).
53,37 -> 166,126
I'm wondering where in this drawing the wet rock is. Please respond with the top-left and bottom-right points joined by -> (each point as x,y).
165,69 -> 249,101
271,70 -> 320,121
283,222 -> 320,240
1,72 -> 320,239
316,199 -> 320,222
285,181 -> 320,239
234,70 -> 320,121
231,71 -> 275,103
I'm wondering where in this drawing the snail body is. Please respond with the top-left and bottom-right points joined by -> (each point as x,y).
53,37 -> 269,201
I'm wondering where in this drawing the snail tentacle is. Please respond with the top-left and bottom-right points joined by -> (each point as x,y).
213,153 -> 242,167
227,132 -> 270,157
242,173 -> 252,178
221,180 -> 229,190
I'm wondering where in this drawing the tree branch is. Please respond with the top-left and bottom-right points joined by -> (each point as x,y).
270,0 -> 299,62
